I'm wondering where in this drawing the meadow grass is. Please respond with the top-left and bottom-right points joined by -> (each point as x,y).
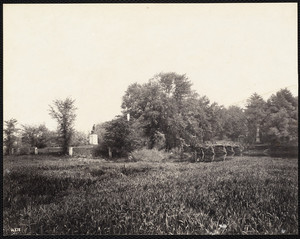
3,154 -> 298,235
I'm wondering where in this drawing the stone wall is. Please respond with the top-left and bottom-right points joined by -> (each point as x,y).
38,147 -> 63,155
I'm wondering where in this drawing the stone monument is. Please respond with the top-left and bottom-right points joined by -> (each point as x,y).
89,124 -> 98,145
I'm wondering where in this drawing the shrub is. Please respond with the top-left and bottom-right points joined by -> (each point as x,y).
72,146 -> 95,158
93,143 -> 109,158
152,131 -> 166,150
18,147 -> 31,155
103,116 -> 135,158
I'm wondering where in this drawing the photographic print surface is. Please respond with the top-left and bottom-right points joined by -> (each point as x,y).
3,3 -> 298,235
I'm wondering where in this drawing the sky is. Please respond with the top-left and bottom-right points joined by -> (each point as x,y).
3,3 -> 298,133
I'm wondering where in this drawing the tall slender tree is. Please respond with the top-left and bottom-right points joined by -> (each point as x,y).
3,118 -> 19,155
245,93 -> 267,143
49,98 -> 77,154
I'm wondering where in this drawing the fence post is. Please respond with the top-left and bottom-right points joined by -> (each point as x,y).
69,147 -> 73,156
108,147 -> 112,158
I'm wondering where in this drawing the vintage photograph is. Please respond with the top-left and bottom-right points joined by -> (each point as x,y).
3,3 -> 298,235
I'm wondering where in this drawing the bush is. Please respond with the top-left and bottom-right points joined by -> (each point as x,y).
72,146 -> 94,158
93,143 -> 109,158
152,131 -> 166,150
103,116 -> 135,158
130,148 -> 169,162
18,147 -> 31,155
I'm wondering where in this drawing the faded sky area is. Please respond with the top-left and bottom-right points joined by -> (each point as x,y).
3,3 -> 298,133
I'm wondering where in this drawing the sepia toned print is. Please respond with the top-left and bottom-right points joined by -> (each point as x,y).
3,3 -> 298,235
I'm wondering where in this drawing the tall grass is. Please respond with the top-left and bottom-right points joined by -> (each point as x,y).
130,148 -> 169,162
3,155 -> 298,235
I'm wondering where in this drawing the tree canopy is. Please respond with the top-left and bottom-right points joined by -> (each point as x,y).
49,98 -> 77,154
119,74 -> 297,152
262,89 -> 298,144
120,72 -> 238,151
5,73 -> 297,157
21,124 -> 51,148
3,119 -> 19,155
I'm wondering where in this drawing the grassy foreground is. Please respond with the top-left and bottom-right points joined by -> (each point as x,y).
3,155 -> 298,235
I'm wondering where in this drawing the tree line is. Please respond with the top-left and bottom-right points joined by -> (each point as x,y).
3,98 -> 86,155
3,72 -> 298,156
95,73 -> 298,157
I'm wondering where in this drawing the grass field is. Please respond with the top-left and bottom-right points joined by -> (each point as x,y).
3,154 -> 298,235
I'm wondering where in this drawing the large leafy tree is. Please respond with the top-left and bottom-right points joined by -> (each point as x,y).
182,95 -> 210,145
45,130 -> 61,147
21,124 -> 51,148
94,123 -> 109,145
3,118 -> 19,155
206,102 -> 227,142
103,116 -> 135,157
122,72 -> 194,150
153,73 -> 192,149
263,89 -> 298,144
223,106 -> 247,141
244,93 -> 267,143
49,98 -> 77,154
71,130 -> 88,146
121,72 -> 298,151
